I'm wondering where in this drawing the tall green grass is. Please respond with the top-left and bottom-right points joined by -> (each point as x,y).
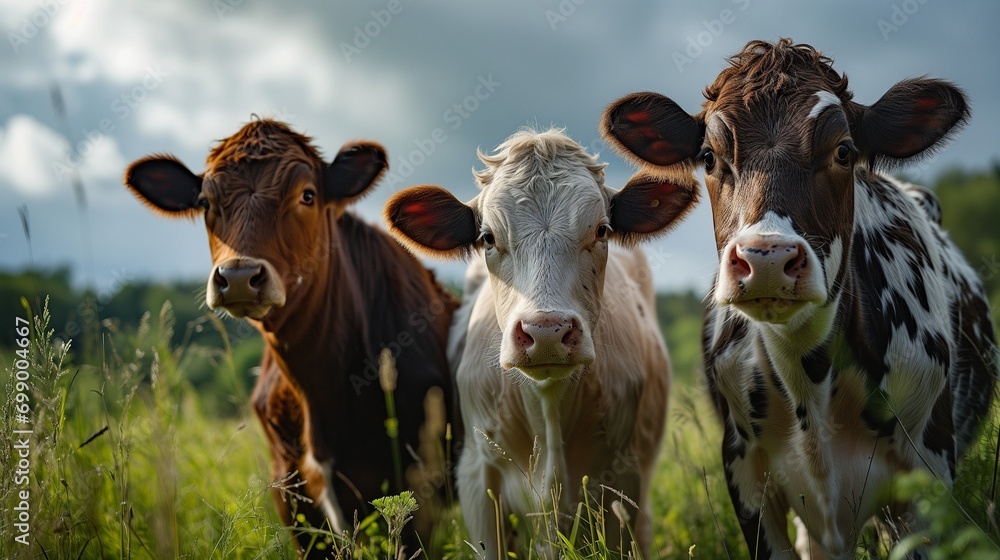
1,299 -> 998,559
0,299 -> 291,559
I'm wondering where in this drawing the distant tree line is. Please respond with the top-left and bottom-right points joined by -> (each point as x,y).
0,269 -> 264,414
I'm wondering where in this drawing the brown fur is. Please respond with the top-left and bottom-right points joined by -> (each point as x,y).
125,119 -> 457,557
702,38 -> 852,112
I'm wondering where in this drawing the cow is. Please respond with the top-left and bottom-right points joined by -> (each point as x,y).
601,38 -> 998,558
123,118 -> 457,556
384,128 -> 689,556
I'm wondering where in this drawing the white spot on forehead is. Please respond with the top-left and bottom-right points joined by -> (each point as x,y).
807,90 -> 842,119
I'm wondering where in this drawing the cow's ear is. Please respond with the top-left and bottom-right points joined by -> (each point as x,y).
856,78 -> 969,168
125,155 -> 203,218
609,169 -> 699,245
324,141 -> 388,202
601,92 -> 703,168
384,185 -> 478,259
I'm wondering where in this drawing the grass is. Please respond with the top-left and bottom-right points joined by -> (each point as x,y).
1,298 -> 998,559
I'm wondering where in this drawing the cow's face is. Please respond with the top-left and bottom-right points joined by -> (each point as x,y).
474,147 -> 612,379
695,86 -> 860,325
125,120 -> 386,321
385,129 -> 697,382
602,40 -> 968,326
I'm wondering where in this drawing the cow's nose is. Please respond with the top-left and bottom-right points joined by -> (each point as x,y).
512,314 -> 580,362
728,239 -> 808,293
213,263 -> 268,301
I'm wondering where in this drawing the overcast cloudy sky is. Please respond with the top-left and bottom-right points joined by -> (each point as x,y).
1,0 -> 998,295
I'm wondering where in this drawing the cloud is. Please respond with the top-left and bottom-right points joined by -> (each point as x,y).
38,0 -> 416,154
2,0 -> 999,293
0,114 -> 66,196
0,114 -> 127,199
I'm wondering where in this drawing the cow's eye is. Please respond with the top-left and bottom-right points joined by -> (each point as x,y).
480,231 -> 496,247
701,148 -> 716,172
196,197 -> 210,210
596,224 -> 611,240
300,188 -> 317,206
835,142 -> 855,165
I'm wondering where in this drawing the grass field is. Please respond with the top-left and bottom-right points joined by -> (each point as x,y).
1,298 -> 998,559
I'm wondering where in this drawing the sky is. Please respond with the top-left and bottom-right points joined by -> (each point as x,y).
1,0 -> 998,296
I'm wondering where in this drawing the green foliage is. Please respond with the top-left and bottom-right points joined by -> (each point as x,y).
372,491 -> 419,558
0,300 -> 290,559
886,470 -> 1000,560
655,290 -> 706,386
0,293 -> 998,558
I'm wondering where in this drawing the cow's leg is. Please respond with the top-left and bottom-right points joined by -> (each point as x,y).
724,429 -> 796,559
303,452 -> 348,535
250,361 -> 332,557
457,445 -> 506,557
793,515 -> 832,560
599,457 -> 645,557
796,395 -> 853,559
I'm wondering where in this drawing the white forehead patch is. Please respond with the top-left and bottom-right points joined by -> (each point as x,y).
807,90 -> 842,119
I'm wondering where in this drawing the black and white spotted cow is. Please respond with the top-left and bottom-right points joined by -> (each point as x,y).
601,38 -> 998,558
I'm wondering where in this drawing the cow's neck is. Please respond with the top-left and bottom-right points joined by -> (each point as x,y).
258,213 -> 372,457
516,379 -> 573,514
754,298 -> 837,387
742,237 -> 866,484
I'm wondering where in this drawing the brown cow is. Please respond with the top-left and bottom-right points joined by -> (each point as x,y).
124,118 -> 457,556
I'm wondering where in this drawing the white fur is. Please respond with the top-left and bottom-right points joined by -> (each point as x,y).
709,173 -> 972,557
452,130 -> 670,556
808,90 -> 842,119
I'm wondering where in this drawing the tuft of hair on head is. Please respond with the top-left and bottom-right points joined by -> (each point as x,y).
208,117 -> 321,167
474,126 -> 606,190
703,37 -> 853,110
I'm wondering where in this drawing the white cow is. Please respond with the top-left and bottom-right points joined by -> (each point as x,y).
385,128 -> 695,555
